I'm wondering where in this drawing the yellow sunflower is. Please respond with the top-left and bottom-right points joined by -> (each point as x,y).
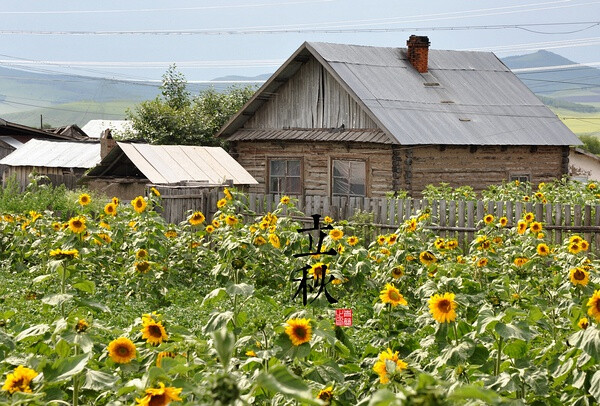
571,235 -> 583,244
131,196 -> 147,213
329,229 -> 344,241
445,239 -> 459,249
150,187 -> 161,197
483,214 -> 494,224
135,261 -> 151,273
317,386 -> 333,404
387,233 -> 398,245
376,235 -> 386,245
217,198 -> 227,209
419,251 -> 437,265
78,193 -> 91,206
530,222 -> 542,233
225,215 -> 238,226
373,348 -> 408,384
536,243 -> 550,256
156,351 -> 176,368
323,216 -> 334,224
164,230 -> 177,238
589,183 -> 597,190
189,211 -> 205,226
569,242 -> 581,254
95,233 -> 112,245
141,319 -> 168,345
587,290 -> 600,322
517,220 -> 527,235
379,283 -> 407,307
581,240 -> 590,251
268,233 -> 280,248
49,248 -> 79,259
1,365 -> 38,394
135,382 -> 182,406
253,235 -> 267,246
347,236 -> 359,246
523,212 -> 535,223
570,267 -> 589,286
212,219 -> 220,228
578,317 -> 589,330
107,337 -> 136,363
309,262 -> 328,279
75,319 -> 89,333
68,216 -> 86,234
285,318 -> 312,346
434,238 -> 445,250
280,195 -> 291,204
513,257 -> 528,267
429,293 -> 457,323
499,217 -> 508,227
104,202 -> 117,216
205,225 -> 215,233
112,196 -> 120,205
224,188 -> 233,200
136,249 -> 148,259
99,221 -> 111,230
476,257 -> 488,267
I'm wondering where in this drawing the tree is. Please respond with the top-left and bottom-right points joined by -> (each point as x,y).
579,134 -> 600,155
124,65 -> 255,146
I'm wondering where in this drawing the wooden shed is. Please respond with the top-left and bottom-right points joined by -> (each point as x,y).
217,37 -> 581,198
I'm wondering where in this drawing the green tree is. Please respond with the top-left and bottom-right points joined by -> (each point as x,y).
579,134 -> 600,155
125,65 -> 255,146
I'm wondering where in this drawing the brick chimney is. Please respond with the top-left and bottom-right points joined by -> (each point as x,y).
406,35 -> 430,73
100,128 -> 117,159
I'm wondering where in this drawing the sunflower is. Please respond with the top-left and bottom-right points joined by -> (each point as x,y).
434,237 -> 445,250
280,195 -> 291,204
376,235 -> 386,245
309,262 -> 328,279
379,283 -> 407,307
329,229 -> 344,241
136,249 -> 148,259
499,217 -> 508,227
380,248 -> 391,256
536,243 -> 550,256
135,261 -> 151,273
135,382 -> 182,406
589,183 -> 597,190
49,248 -> 79,259
212,219 -> 220,228
317,386 -> 333,404
347,236 -> 359,246
156,351 -> 176,368
268,233 -> 280,248
476,257 -> 488,267
517,220 -> 527,235
285,318 -> 312,346
588,290 -> 600,321
131,196 -> 147,213
164,230 -> 177,238
95,233 -> 112,245
225,215 -> 238,226
141,319 -> 168,345
99,221 -> 111,230
578,317 -> 589,330
387,234 -> 398,245
323,216 -> 333,224
205,225 -> 215,233
68,216 -> 86,234
391,266 -> 404,279
405,218 -> 417,232
523,212 -> 535,223
568,242 -> 581,254
570,267 -> 589,286
75,319 -> 89,333
78,193 -> 91,206
373,348 -> 408,384
581,240 -> 590,251
419,251 -> 437,265
429,293 -> 457,323
523,195 -> 530,202
112,196 -> 120,205
530,222 -> 542,233
217,198 -> 227,209
483,214 -> 494,224
104,202 -> 117,216
445,239 -> 459,249
189,211 -> 205,226
107,337 -> 136,363
513,257 -> 528,267
224,188 -> 233,200
29,210 -> 41,222
1,365 -> 38,394
52,222 -> 61,231
570,235 -> 583,244
150,187 -> 161,197
253,235 -> 266,246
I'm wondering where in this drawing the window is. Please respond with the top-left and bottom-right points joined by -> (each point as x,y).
509,174 -> 530,183
332,160 -> 366,197
269,159 -> 301,194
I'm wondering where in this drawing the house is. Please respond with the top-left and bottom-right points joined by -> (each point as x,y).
83,138 -> 257,200
569,147 -> 600,182
216,36 -> 581,198
0,139 -> 101,190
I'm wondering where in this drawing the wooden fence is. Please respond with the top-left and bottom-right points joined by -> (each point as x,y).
156,189 -> 600,252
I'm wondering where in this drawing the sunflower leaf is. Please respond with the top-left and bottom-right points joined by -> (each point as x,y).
256,365 -> 321,405
211,327 -> 234,370
43,352 -> 91,382
201,288 -> 228,307
226,283 -> 254,298
15,324 -> 50,341
73,280 -> 95,294
83,369 -> 118,391
41,293 -> 73,307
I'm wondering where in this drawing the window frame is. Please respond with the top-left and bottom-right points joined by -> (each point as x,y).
330,158 -> 368,198
267,157 -> 303,195
509,173 -> 531,184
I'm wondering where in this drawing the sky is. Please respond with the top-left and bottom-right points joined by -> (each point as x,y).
0,0 -> 600,82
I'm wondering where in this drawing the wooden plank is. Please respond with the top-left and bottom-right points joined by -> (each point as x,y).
545,203 -> 553,245
448,200 -> 457,241
438,200 -> 446,238
476,200 -> 484,224
467,201 -> 475,243
584,205 -> 592,244
596,205 -> 600,252
555,203 -> 563,243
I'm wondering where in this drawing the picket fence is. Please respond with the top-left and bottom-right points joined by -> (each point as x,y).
156,187 -> 600,253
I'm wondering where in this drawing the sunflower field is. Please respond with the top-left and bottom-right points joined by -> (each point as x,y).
1,180 -> 600,405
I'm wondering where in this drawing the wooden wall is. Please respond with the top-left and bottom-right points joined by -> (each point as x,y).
234,142 -> 567,198
234,140 -> 394,197
244,56 -> 378,130
3,166 -> 83,190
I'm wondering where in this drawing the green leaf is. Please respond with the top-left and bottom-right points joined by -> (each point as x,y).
494,321 -> 534,341
570,327 -> 600,360
73,280 -> 95,294
449,385 -> 503,404
32,274 -> 53,284
355,389 -> 400,406
76,299 -> 111,313
226,283 -> 254,298
41,293 -> 73,306
43,352 -> 91,382
15,324 -> 50,341
256,365 -> 321,405
55,339 -> 71,358
0,330 -> 15,351
74,334 -> 94,353
83,369 -> 118,391
203,311 -> 234,334
211,328 -> 235,369
590,370 -> 600,402
502,340 -> 528,359
201,288 -> 228,307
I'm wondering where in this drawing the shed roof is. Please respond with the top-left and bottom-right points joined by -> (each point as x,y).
0,139 -> 100,168
87,142 -> 258,185
0,136 -> 23,149
218,41 -> 580,146
81,120 -> 133,139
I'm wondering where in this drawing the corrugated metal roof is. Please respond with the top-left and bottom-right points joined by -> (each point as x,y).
218,41 -> 581,146
0,139 -> 100,168
93,142 -> 257,185
0,136 -> 23,149
228,128 -> 391,143
81,120 -> 133,138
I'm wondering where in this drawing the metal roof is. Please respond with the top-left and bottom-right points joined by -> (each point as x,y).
0,139 -> 100,168
227,128 -> 392,144
0,136 -> 23,149
218,41 -> 581,146
81,120 -> 133,139
88,142 -> 258,185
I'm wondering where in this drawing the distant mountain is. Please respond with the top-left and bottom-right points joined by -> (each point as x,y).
500,50 -> 600,104
211,73 -> 271,82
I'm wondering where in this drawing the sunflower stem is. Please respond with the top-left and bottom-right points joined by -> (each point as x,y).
495,335 -> 503,376
73,346 -> 80,406
452,322 -> 459,346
